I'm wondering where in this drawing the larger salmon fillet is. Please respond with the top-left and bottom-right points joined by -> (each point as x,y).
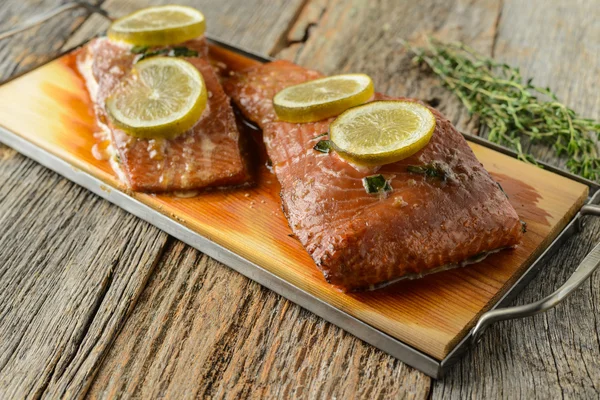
225,60 -> 524,291
78,37 -> 250,192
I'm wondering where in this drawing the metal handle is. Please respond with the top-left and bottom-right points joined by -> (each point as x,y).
471,204 -> 600,343
0,1 -> 112,41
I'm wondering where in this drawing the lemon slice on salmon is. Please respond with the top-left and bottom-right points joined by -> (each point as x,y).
106,57 -> 207,140
329,100 -> 436,166
108,5 -> 206,46
273,74 -> 374,123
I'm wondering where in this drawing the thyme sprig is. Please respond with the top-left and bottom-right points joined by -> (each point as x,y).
404,37 -> 600,181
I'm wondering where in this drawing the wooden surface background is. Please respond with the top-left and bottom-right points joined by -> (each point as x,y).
0,0 -> 598,398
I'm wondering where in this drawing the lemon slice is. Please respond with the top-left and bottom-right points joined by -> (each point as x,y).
108,5 -> 206,46
273,74 -> 374,123
106,57 -> 207,140
330,101 -> 436,166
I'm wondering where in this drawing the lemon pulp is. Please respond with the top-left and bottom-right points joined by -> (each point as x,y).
106,57 -> 207,140
329,100 -> 436,166
273,74 -> 374,123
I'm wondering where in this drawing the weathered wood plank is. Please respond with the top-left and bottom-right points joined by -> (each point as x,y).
87,242 -> 430,399
1,0 -> 597,398
0,0 -> 94,82
432,1 -> 600,398
490,0 -> 600,168
0,3 -> 168,399
0,147 -> 169,399
276,0 -> 503,136
62,0 -> 307,55
0,1 -> 309,399
85,0 -> 509,397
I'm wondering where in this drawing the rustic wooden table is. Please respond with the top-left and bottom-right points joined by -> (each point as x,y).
0,0 -> 598,398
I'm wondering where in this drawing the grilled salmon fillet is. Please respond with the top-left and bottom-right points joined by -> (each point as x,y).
77,37 -> 250,192
224,60 -> 524,291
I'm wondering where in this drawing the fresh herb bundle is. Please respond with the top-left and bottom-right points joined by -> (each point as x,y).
404,38 -> 600,181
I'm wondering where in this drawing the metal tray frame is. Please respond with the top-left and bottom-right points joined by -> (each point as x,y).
1,32 -> 600,378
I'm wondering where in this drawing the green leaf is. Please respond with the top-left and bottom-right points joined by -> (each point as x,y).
135,46 -> 198,62
131,45 -> 149,54
363,174 -> 392,194
172,46 -> 199,57
313,139 -> 332,154
406,163 -> 448,180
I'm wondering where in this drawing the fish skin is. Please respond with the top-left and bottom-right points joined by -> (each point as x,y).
224,60 -> 523,291
79,37 -> 251,192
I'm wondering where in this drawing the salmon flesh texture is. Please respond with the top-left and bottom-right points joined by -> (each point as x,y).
78,37 -> 250,192
224,60 -> 524,291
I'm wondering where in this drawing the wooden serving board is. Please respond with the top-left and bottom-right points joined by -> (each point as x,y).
0,43 -> 588,361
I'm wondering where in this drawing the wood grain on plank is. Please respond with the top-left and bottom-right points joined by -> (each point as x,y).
433,1 -> 600,398
0,153 -> 169,399
0,0 -> 597,399
2,1 -> 462,397
0,0 -> 98,82
275,0 -> 504,137
0,2 -> 168,399
0,1 -> 317,399
87,241 -> 431,399
0,42 -> 588,360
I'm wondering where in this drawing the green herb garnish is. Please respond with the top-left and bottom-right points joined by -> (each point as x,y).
134,46 -> 199,62
131,45 -> 149,54
404,37 -> 600,181
363,174 -> 392,194
407,163 -> 448,180
171,46 -> 199,57
314,139 -> 332,153
137,48 -> 169,61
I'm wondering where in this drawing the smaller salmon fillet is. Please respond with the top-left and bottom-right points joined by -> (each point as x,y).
225,60 -> 524,291
78,37 -> 250,192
